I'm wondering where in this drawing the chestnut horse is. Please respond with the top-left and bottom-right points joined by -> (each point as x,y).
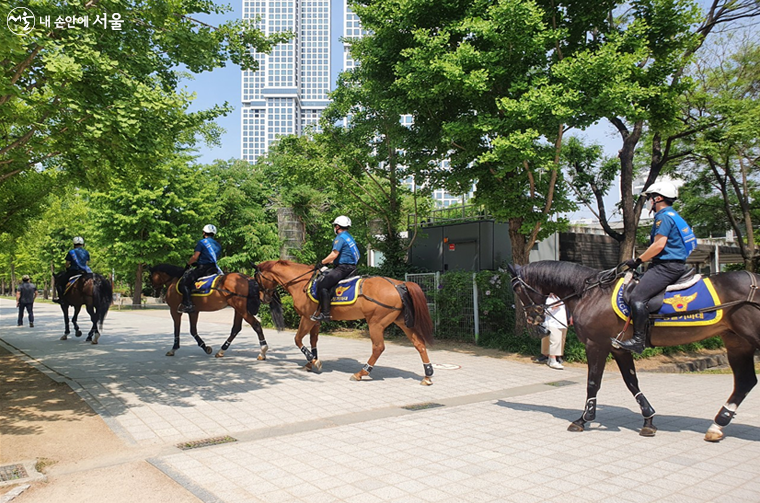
148,264 -> 283,359
254,260 -> 435,385
509,260 -> 760,442
57,272 -> 112,344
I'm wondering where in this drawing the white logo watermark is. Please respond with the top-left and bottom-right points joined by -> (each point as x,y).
7,7 -> 34,35
6,6 -> 123,34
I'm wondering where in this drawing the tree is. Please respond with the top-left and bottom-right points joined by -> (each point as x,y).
0,0 -> 291,197
567,0 -> 760,260
88,158 -> 218,304
206,159 -> 281,270
675,37 -> 760,270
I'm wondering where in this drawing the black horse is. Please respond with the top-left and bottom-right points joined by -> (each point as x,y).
509,260 -> 760,442
56,272 -> 112,344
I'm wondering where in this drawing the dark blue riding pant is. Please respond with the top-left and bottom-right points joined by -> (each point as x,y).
630,261 -> 686,334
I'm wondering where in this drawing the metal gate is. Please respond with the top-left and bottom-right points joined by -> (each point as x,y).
405,272 -> 479,342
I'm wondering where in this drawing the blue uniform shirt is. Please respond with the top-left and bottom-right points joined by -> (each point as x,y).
651,208 -> 691,261
66,248 -> 92,273
195,237 -> 222,265
333,231 -> 360,265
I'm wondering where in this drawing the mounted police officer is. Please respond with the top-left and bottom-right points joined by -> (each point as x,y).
54,236 -> 92,303
179,224 -> 222,314
311,216 -> 361,322
614,181 -> 697,354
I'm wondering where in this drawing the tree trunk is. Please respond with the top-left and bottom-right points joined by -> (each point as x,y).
132,263 -> 143,306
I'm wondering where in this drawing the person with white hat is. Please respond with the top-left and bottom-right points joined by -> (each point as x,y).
310,216 -> 361,322
614,181 -> 696,354
178,224 -> 222,313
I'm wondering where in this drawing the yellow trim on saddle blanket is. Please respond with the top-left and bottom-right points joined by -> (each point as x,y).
610,276 -> 723,326
175,275 -> 222,297
306,277 -> 363,306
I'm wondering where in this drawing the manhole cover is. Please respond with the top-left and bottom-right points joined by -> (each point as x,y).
402,402 -> 444,411
431,363 -> 461,370
0,464 -> 27,482
546,380 -> 577,387
177,436 -> 237,450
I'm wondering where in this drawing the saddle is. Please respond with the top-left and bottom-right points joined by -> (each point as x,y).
622,268 -> 699,313
307,274 -> 363,305
63,274 -> 84,296
613,269 -> 723,327
174,274 -> 221,297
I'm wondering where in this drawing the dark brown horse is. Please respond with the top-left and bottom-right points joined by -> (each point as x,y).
509,260 -> 760,442
56,272 -> 112,344
254,260 -> 436,385
148,264 -> 283,358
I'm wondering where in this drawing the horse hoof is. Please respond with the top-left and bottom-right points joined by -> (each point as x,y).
257,354 -> 267,361
705,424 -> 724,442
312,359 -> 323,372
420,377 -> 433,386
60,334 -> 68,341
300,363 -> 313,371
75,331 -> 82,337
567,422 -> 585,432
204,346 -> 213,355
639,426 -> 657,437
215,351 -> 225,358
350,373 -> 362,381
166,350 -> 175,356
85,336 -> 93,342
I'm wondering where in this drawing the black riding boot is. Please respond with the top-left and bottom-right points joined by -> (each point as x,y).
310,288 -> 332,322
615,301 -> 649,354
179,284 -> 195,313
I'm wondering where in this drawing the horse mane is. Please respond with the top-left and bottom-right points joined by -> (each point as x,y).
521,261 -> 601,294
257,259 -> 307,272
149,263 -> 185,279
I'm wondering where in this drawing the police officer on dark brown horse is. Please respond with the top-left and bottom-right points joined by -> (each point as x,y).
613,181 -> 697,354
310,215 -> 361,322
179,224 -> 222,314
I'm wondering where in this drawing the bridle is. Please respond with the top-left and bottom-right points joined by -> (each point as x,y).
254,265 -> 316,303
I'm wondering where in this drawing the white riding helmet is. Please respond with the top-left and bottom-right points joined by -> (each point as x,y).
73,236 -> 84,245
333,215 -> 352,228
642,181 -> 678,200
202,224 -> 217,235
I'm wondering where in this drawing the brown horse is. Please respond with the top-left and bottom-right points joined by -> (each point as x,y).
56,272 -> 112,344
509,260 -> 760,442
254,260 -> 436,385
148,264 -> 283,359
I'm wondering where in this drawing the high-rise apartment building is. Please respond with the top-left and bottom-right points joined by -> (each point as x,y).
241,0 -> 362,162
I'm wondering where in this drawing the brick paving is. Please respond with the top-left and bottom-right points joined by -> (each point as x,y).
2,299 -> 760,502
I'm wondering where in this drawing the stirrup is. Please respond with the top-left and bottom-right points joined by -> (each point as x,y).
178,304 -> 195,313
611,337 -> 646,355
310,312 -> 331,322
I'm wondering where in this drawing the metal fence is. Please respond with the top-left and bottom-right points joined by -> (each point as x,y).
406,271 -> 480,343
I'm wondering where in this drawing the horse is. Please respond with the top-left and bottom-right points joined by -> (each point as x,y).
254,260 -> 436,385
56,272 -> 112,344
148,264 -> 283,359
509,260 -> 760,442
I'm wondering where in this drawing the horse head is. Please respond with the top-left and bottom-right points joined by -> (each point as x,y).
253,262 -> 279,304
148,264 -> 183,296
508,263 -> 548,327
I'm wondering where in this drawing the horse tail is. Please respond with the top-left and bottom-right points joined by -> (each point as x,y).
268,290 -> 285,332
93,274 -> 112,329
246,276 -> 262,318
404,281 -> 434,345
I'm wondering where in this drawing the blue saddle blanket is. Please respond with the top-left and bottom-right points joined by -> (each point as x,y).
612,276 -> 723,326
64,274 -> 83,295
307,276 -> 363,305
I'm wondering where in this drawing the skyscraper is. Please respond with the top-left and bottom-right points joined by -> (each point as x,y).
242,0 -> 357,162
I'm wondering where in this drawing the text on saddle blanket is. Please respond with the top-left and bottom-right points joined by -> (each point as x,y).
611,276 -> 723,326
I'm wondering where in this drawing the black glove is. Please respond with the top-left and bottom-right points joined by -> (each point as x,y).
315,261 -> 323,270
623,258 -> 642,270
184,263 -> 191,271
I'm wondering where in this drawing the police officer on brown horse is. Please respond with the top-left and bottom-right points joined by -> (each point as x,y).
179,224 -> 222,314
310,216 -> 361,322
613,181 -> 697,354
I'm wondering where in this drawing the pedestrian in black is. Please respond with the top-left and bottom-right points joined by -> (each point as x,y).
16,275 -> 37,327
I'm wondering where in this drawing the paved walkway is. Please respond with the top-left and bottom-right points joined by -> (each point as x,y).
2,298 -> 760,502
